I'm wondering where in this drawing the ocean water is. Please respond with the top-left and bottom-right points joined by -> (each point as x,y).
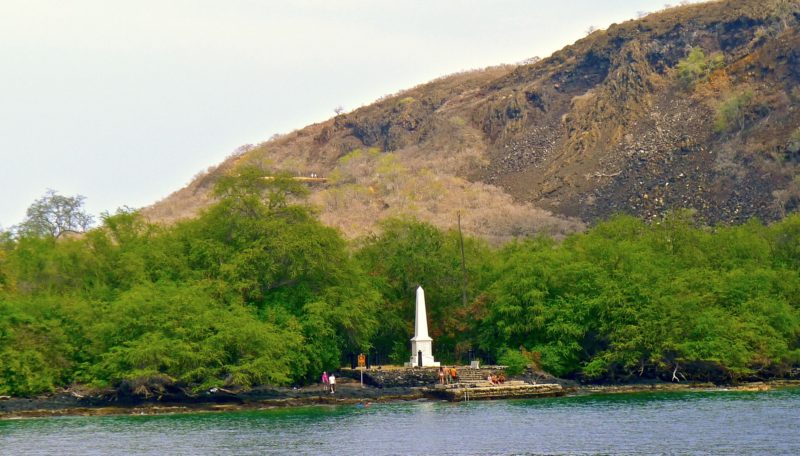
1,388 -> 799,455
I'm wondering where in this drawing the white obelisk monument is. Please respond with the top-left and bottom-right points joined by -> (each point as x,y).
409,286 -> 439,367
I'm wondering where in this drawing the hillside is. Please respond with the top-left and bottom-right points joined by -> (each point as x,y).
145,0 -> 800,241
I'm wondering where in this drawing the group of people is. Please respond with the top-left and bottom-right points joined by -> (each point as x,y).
322,367 -> 505,392
321,371 -> 336,394
438,366 -> 459,385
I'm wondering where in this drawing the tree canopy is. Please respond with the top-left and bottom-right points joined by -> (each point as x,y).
1,175 -> 799,396
16,190 -> 94,238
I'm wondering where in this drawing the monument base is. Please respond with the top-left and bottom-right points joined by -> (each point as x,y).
406,355 -> 440,368
410,336 -> 438,367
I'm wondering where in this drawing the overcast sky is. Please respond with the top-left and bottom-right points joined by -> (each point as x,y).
0,0 -> 682,228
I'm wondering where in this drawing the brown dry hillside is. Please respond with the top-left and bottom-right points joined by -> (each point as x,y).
145,0 -> 800,241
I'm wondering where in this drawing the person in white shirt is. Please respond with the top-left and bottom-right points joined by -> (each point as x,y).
329,374 -> 336,394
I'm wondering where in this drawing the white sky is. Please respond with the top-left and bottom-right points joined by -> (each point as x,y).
0,0 -> 680,227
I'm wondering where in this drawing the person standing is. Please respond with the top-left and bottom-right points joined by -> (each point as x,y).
438,366 -> 445,385
329,373 -> 336,394
321,371 -> 329,392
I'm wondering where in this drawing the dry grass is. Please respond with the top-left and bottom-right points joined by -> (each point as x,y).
143,0 -> 800,235
143,61 -> 583,242
309,147 -> 583,243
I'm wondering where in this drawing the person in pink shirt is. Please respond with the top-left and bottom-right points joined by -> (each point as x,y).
322,371 -> 329,392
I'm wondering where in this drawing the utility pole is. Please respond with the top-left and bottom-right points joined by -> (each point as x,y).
457,211 -> 468,308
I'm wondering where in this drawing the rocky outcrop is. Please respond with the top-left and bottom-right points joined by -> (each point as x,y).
0,383 -> 425,419
146,0 -> 800,237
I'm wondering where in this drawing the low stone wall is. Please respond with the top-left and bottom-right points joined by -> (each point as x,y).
338,367 -> 514,388
456,367 -> 505,384
338,368 -> 439,388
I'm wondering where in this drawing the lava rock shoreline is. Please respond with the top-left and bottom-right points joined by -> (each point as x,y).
2,372 -> 798,420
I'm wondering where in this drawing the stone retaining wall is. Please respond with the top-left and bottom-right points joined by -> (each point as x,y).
338,368 -> 439,388
427,383 -> 564,402
338,367 -> 515,388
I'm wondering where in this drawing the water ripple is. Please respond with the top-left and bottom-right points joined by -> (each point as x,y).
1,389 -> 798,455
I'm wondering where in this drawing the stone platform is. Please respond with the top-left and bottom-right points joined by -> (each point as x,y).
426,381 -> 564,402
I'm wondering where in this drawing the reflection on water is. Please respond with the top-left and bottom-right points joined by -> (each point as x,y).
1,389 -> 799,455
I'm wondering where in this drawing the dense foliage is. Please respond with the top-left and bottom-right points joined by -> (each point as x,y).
1,171 -> 379,395
479,213 -> 800,381
1,179 -> 799,396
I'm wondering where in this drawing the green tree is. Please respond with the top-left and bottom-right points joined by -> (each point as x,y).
17,190 -> 94,238
355,218 -> 494,363
212,165 -> 309,212
498,348 -> 529,376
84,283 -> 306,389
0,295 -> 78,396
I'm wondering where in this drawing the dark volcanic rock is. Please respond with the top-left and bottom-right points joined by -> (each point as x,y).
338,368 -> 439,388
141,0 -> 800,237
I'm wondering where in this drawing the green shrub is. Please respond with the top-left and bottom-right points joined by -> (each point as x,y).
677,47 -> 724,88
788,127 -> 800,153
714,90 -> 754,133
581,357 -> 609,381
498,348 -> 529,376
